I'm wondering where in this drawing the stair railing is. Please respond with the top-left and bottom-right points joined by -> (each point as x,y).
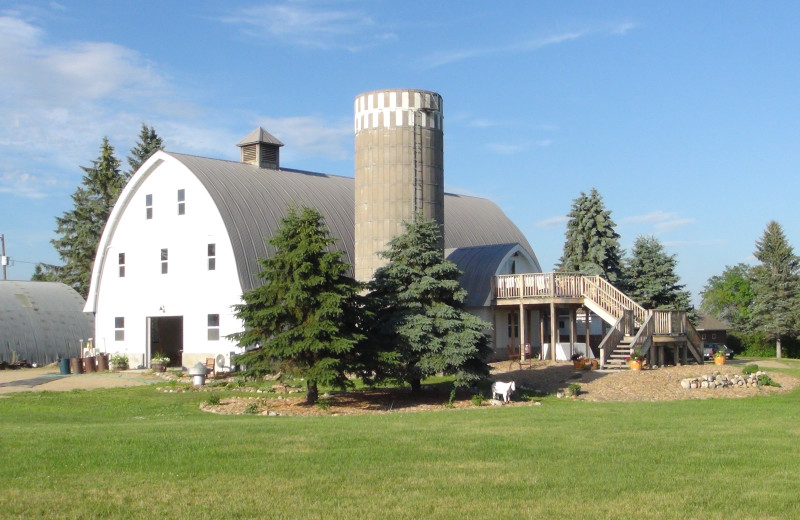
628,311 -> 655,361
581,276 -> 648,325
598,315 -> 625,368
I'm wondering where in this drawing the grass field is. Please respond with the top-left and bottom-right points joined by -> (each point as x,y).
2,359 -> 799,520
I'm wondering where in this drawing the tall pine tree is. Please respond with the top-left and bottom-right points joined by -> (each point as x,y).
558,188 -> 624,283
367,214 -> 491,393
624,235 -> 692,313
126,123 -> 164,180
748,221 -> 800,358
231,206 -> 365,404
50,137 -> 126,297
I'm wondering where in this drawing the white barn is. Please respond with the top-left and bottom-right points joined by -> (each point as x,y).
83,133 -> 541,370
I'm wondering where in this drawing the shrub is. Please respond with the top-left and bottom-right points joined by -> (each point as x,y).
206,393 -> 221,405
742,364 -> 759,375
243,402 -> 259,415
758,374 -> 781,387
567,383 -> 581,397
316,398 -> 331,411
471,394 -> 485,407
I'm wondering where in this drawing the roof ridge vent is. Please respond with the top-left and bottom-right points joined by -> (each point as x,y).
237,127 -> 284,169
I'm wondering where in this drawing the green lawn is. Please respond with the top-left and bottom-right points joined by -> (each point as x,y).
2,360 -> 799,520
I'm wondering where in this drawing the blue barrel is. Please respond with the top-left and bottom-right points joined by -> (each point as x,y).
59,357 -> 70,375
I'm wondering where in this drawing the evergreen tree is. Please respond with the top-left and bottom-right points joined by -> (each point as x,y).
748,221 -> 800,358
231,206 -> 365,404
558,188 -> 624,283
51,137 -> 126,298
367,214 -> 492,393
31,263 -> 60,282
700,263 -> 754,330
126,123 -> 164,180
624,235 -> 692,312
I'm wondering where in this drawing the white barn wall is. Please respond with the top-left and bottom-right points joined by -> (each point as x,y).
91,153 -> 244,369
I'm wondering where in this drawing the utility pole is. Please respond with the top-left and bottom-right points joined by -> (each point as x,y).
1,234 -> 6,280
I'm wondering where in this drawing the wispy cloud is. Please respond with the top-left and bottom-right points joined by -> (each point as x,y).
0,14 -> 178,196
662,238 -> 726,248
535,216 -> 568,228
424,22 -> 635,68
623,210 -> 694,232
486,139 -> 550,155
252,116 -> 352,162
218,1 -> 396,51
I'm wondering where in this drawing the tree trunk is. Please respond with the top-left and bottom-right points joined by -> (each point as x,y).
776,336 -> 783,359
306,380 -> 319,404
410,378 -> 422,393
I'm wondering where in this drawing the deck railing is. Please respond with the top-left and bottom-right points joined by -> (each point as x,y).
495,273 -> 647,324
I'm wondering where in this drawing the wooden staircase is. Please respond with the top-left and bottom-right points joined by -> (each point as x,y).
604,336 -> 636,369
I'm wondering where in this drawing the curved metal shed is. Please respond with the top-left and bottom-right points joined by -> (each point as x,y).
0,281 -> 93,366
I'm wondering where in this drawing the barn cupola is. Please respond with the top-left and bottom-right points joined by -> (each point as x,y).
236,127 -> 284,169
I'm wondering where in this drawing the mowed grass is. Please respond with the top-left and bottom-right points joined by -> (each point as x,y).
2,360 -> 800,520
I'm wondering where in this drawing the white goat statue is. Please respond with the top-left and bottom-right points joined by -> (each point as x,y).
491,381 -> 516,403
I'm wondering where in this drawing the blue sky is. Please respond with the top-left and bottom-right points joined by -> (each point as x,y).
1,1 -> 799,305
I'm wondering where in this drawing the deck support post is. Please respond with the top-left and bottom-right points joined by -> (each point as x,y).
550,303 -> 558,361
584,307 -> 591,356
519,302 -> 526,361
539,311 -> 546,361
569,308 -> 577,358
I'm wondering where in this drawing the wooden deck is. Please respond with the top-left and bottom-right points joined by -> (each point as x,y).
493,272 -> 703,366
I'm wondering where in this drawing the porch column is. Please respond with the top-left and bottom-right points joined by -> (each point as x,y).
539,310 -> 546,361
584,307 -> 591,355
492,306 -> 498,361
550,303 -> 558,361
519,302 -> 526,361
569,307 -> 577,358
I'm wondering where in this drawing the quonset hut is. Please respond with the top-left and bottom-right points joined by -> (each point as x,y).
83,89 -> 542,370
0,281 -> 94,366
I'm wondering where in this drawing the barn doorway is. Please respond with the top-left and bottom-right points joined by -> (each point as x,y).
147,316 -> 183,367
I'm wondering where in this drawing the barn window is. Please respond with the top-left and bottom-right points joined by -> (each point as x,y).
161,248 -> 168,274
114,317 -> 125,341
119,252 -> 126,277
208,314 -> 220,341
208,243 -> 216,271
177,189 -> 185,215
146,194 -> 153,219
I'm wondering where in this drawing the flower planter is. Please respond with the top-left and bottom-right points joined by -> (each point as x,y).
572,359 -> 586,371
629,360 -> 642,371
714,356 -> 726,366
151,361 -> 167,372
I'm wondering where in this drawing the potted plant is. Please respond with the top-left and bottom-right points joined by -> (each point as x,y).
151,352 -> 170,372
110,353 -> 129,371
626,346 -> 645,371
571,353 -> 586,370
713,347 -> 726,365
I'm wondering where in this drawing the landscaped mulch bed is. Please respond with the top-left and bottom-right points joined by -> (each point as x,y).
199,360 -> 799,416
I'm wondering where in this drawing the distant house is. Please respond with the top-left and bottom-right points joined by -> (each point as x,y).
0,281 -> 93,366
695,314 -> 730,345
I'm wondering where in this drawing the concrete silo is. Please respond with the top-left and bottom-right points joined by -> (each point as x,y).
353,89 -> 444,282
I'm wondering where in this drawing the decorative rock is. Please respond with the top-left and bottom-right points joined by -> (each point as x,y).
681,380 -> 691,390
